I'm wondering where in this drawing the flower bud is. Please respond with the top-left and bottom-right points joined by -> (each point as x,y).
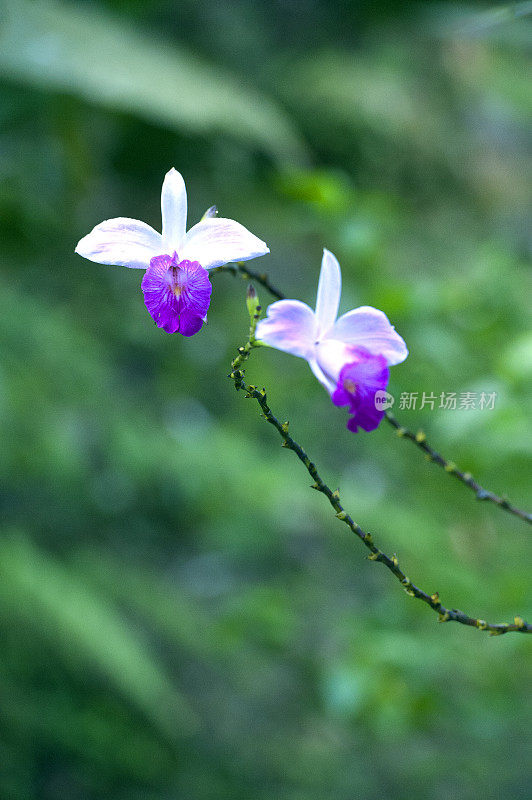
246,284 -> 260,319
201,205 -> 218,220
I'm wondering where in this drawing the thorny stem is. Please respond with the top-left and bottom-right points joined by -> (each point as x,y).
211,262 -> 284,300
229,326 -> 531,636
215,263 -> 532,527
385,413 -> 532,525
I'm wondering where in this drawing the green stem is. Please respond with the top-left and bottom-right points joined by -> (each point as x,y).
215,263 -> 531,527
211,262 -> 284,300
229,340 -> 531,636
385,413 -> 532,525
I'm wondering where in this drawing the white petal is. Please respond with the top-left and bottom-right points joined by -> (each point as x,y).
308,358 -> 336,395
315,340 -> 354,389
161,168 -> 187,252
315,249 -> 341,335
180,217 -> 269,270
255,300 -> 317,360
75,218 -> 162,269
326,306 -> 408,366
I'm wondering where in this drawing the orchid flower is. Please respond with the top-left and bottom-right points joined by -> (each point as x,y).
255,249 -> 408,432
75,168 -> 269,335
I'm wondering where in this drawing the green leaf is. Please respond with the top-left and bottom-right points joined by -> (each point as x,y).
0,535 -> 198,743
0,0 -> 307,165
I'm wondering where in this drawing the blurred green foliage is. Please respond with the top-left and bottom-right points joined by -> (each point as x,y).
0,1 -> 531,798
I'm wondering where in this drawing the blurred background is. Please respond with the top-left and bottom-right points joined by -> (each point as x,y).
0,0 -> 531,798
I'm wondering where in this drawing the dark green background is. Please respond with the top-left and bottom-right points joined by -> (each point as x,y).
0,1 -> 531,798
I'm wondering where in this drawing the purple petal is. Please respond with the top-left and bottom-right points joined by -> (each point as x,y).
331,350 -> 389,433
315,249 -> 341,335
327,306 -> 408,366
161,168 -> 187,252
75,217 -> 162,269
180,217 -> 269,270
141,254 -> 212,336
255,300 -> 318,360
177,308 -> 205,337
315,339 -> 361,389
